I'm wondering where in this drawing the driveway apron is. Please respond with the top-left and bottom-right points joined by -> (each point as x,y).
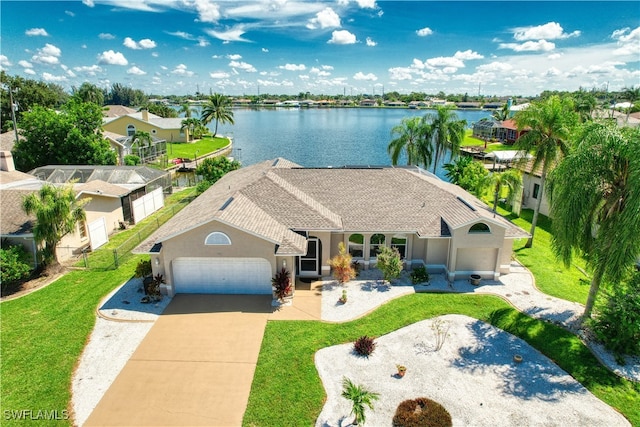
84,294 -> 272,427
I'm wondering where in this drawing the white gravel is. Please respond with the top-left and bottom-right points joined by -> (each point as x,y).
315,315 -> 630,427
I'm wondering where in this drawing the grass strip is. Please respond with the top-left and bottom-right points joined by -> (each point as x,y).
243,293 -> 640,426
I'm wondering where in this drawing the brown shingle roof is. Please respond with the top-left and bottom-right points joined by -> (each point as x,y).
0,189 -> 35,235
134,159 -> 528,253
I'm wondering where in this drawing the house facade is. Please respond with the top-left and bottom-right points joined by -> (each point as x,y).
135,159 -> 528,297
103,109 -> 188,143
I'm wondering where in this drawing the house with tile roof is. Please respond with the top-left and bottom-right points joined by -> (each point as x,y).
135,158 -> 529,297
103,109 -> 188,143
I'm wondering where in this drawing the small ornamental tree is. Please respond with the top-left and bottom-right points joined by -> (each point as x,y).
328,242 -> 356,283
341,377 -> 380,426
376,245 -> 402,282
195,156 -> 241,194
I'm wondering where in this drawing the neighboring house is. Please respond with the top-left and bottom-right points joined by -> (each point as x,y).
29,165 -> 171,225
103,131 -> 127,165
456,102 -> 481,109
359,99 -> 376,107
103,109 -> 188,143
518,160 -> 551,218
135,158 -> 528,297
103,105 -> 137,118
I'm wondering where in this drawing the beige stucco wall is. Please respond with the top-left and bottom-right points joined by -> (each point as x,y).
425,238 -> 449,269
448,221 -> 506,280
80,195 -> 124,234
103,117 -> 188,143
522,174 -> 550,217
155,220 -> 277,288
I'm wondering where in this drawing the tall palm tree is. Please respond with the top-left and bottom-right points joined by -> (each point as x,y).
492,102 -> 509,121
200,93 -> 234,137
572,90 -> 597,122
487,169 -> 523,212
22,184 -> 88,266
425,106 -> 467,174
547,123 -> 640,318
130,130 -> 152,163
178,102 -> 195,118
341,377 -> 379,426
387,116 -> 431,168
514,95 -> 579,248
443,156 -> 473,186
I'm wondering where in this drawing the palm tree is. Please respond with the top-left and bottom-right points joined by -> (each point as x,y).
180,117 -> 201,142
22,184 -> 88,266
200,93 -> 234,137
487,169 -> 523,212
424,106 -> 467,174
341,377 -> 379,426
130,130 -> 152,163
178,102 -> 195,118
621,86 -> 640,123
572,90 -> 597,122
513,95 -> 579,248
387,116 -> 431,168
492,103 -> 509,121
443,156 -> 472,185
547,123 -> 640,318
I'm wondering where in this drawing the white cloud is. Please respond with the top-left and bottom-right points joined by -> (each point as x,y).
74,64 -> 103,75
26,28 -> 49,37
477,62 -> 513,72
454,50 -> 483,60
197,37 -> 209,47
229,60 -> 257,72
42,72 -> 67,82
366,37 -> 377,47
388,67 -> 414,80
328,30 -> 356,45
172,63 -> 194,77
0,55 -> 12,67
31,43 -> 62,65
18,60 -> 33,68
209,71 -> 230,79
426,56 -> 464,69
611,26 -> 640,56
353,71 -> 377,81
65,10 -> 75,17
127,66 -> 147,75
416,27 -> 433,37
205,26 -> 249,42
227,54 -> 242,60
82,0 -> 94,6
307,7 -> 340,30
191,0 -> 221,23
513,22 -> 580,41
499,40 -> 555,52
355,0 -> 376,9
262,48 -> 269,53
24,69 -> 36,75
99,33 -> 115,40
123,37 -> 156,50
97,50 -> 128,65
548,53 -> 563,59
310,67 -> 331,77
279,63 -> 306,71
544,67 -> 562,77
167,31 -> 194,40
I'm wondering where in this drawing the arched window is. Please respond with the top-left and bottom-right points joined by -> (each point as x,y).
205,231 -> 232,245
369,234 -> 385,258
469,223 -> 491,233
348,233 -> 364,258
391,234 -> 407,258
127,124 -> 136,136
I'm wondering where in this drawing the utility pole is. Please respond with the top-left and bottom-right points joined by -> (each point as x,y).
8,84 -> 19,146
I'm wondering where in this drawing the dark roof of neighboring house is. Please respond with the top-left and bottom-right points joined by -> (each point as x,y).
29,165 -> 169,191
135,158 -> 528,254
0,189 -> 35,235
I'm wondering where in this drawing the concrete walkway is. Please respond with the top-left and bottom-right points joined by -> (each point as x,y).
84,295 -> 272,427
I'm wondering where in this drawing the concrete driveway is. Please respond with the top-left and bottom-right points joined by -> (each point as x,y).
84,295 -> 273,427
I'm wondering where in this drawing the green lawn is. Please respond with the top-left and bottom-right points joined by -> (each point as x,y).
0,255 -> 143,426
167,135 -> 230,160
462,129 -> 513,152
244,294 -> 640,426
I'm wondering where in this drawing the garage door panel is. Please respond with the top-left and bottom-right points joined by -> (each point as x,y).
173,257 -> 272,294
455,248 -> 497,272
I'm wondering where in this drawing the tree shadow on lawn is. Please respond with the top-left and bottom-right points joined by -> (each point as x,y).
451,318 -> 585,402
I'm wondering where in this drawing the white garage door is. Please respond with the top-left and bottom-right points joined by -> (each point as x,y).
88,217 -> 108,251
172,257 -> 272,294
455,248 -> 497,272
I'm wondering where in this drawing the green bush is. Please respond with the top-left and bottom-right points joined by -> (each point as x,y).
590,272 -> 640,360
410,265 -> 430,284
0,245 -> 32,285
134,259 -> 152,278
124,154 -> 140,166
376,246 -> 402,282
392,397 -> 452,427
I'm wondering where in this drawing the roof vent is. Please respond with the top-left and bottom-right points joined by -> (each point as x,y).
272,159 -> 280,167
219,197 -> 234,211
456,196 -> 477,212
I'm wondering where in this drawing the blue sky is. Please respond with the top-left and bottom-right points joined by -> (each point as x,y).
1,1 -> 638,97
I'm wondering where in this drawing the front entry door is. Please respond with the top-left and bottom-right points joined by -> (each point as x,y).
299,237 -> 320,276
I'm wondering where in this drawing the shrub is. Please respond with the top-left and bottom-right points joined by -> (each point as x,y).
329,242 -> 356,283
353,335 -> 376,357
410,265 -> 430,284
0,245 -> 32,285
376,246 -> 402,282
134,259 -> 152,278
341,377 -> 380,427
271,267 -> 292,301
590,271 -> 640,360
124,154 -> 140,166
392,397 -> 452,427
